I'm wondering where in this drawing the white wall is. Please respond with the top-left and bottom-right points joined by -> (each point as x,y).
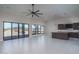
0,13 -> 46,41
46,17 -> 79,36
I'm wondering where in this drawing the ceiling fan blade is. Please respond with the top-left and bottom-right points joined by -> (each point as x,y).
34,13 -> 39,17
35,10 -> 39,13
32,14 -> 34,17
37,13 -> 43,15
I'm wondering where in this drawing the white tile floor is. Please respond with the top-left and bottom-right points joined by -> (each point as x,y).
0,35 -> 79,54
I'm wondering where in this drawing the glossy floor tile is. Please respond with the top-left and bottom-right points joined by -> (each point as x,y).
0,35 -> 79,54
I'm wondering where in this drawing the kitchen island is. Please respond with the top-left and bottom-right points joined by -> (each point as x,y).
52,32 -> 79,40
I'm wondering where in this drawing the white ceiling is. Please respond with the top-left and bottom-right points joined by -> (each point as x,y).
0,4 -> 79,21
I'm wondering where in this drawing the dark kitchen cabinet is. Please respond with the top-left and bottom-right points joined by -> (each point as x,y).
69,32 -> 79,38
58,24 -> 66,30
52,32 -> 69,40
52,32 -> 79,40
73,23 -> 79,30
58,24 -> 72,30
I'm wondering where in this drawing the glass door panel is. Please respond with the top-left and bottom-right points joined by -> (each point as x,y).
19,23 -> 24,38
24,24 -> 29,37
19,24 -> 22,35
12,23 -> 18,39
3,22 -> 11,40
4,22 -> 29,40
32,25 -> 37,35
41,26 -> 44,33
37,25 -> 41,34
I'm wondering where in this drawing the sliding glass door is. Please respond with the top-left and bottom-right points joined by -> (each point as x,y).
37,25 -> 41,34
32,25 -> 37,35
32,24 -> 45,35
3,22 -> 29,41
24,24 -> 29,37
3,22 -> 11,40
41,26 -> 44,34
19,23 -> 24,38
12,23 -> 18,39
19,23 -> 29,38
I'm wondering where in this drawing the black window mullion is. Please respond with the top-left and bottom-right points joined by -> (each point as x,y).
17,23 -> 19,38
11,22 -> 12,39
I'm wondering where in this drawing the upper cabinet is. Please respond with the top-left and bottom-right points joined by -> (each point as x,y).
73,23 -> 79,30
58,24 -> 72,30
65,24 -> 72,28
58,23 -> 79,30
58,24 -> 66,30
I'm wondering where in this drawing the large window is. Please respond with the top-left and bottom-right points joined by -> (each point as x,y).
32,24 -> 45,35
12,23 -> 18,39
41,26 -> 44,34
3,22 -> 29,41
19,23 -> 23,36
4,22 -> 11,40
37,25 -> 41,34
24,24 -> 29,37
32,24 -> 37,35
19,23 -> 29,38
3,22 -> 45,40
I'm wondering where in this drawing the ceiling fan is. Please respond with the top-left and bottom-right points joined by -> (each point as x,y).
26,4 -> 43,17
